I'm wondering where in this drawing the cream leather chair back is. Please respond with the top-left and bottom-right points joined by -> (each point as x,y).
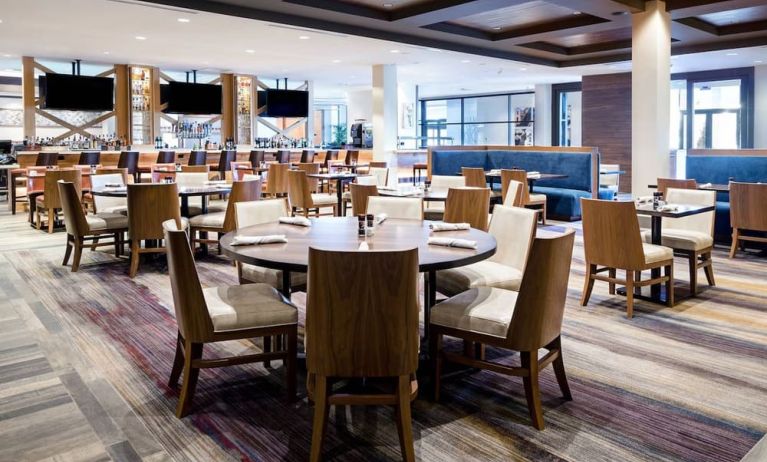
235,198 -> 290,228
489,205 -> 537,272
664,188 -> 716,236
367,196 -> 423,220
90,173 -> 127,213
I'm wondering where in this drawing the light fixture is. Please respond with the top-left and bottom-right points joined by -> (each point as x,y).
299,35 -> 310,40
135,36 -> 147,40
332,59 -> 341,63
492,26 -> 501,30
520,67 -> 527,71
726,52 -> 738,56
245,49 -> 255,53
461,59 -> 471,63
573,11 -> 582,15
103,51 -> 110,55
390,49 -> 400,53
2,54 -> 11,58
383,2 -> 393,6
756,60 -> 764,64
612,11 -> 628,16
177,18 -> 190,23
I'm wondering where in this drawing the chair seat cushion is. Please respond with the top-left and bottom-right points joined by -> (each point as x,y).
102,205 -> 128,215
529,193 -> 547,203
642,229 -> 713,252
341,191 -> 351,200
642,243 -> 674,264
208,200 -> 228,213
16,187 -> 27,197
437,261 -> 523,297
241,264 -> 307,290
431,287 -> 518,338
190,211 -> 225,228
86,213 -> 128,231
311,193 -> 337,206
203,284 -> 297,332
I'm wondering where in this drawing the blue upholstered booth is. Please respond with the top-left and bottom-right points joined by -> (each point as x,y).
430,147 -> 613,220
686,153 -> 767,241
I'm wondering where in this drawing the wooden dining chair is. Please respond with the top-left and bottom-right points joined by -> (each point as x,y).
444,187 -> 491,231
306,247 -> 420,462
95,167 -> 130,182
322,150 -> 339,171
58,181 -> 128,272
657,177 -> 696,197
430,230 -> 575,430
300,150 -> 315,163
180,165 -> 210,173
369,161 -> 387,168
437,205 -> 537,296
230,161 -> 254,181
425,175 -> 466,220
77,151 -> 101,166
35,169 -> 81,233
367,196 -> 423,220
164,226 -> 298,418
157,150 -> 176,164
276,150 -> 291,164
341,175 -> 376,215
503,179 -> 524,207
90,172 -> 128,214
580,199 -> 674,318
369,167 -> 389,187
287,170 -> 337,217
217,150 -> 237,180
350,183 -> 379,216
461,167 -> 487,188
643,188 -> 716,295
126,183 -> 186,278
187,150 -> 207,166
150,163 -> 177,183
36,151 -> 59,166
343,149 -> 359,165
503,169 -> 547,224
189,179 -> 262,254
294,162 -> 320,192
264,163 -> 290,197
118,151 -> 139,182
729,182 -> 767,258
249,150 -> 265,168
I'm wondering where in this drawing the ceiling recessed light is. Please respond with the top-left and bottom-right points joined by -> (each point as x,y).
756,60 -> 763,64
390,49 -> 400,53
520,67 -> 527,71
177,18 -> 190,23
383,2 -> 393,7
726,52 -> 738,56
245,49 -> 255,53
492,26 -> 501,30
612,11 -> 628,16
573,11 -> 582,15
332,59 -> 341,63
135,36 -> 147,40
103,51 -> 110,55
2,54 -> 11,58
299,35 -> 310,40
461,59 -> 471,63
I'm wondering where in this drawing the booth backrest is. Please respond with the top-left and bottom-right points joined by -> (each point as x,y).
686,154 -> 767,185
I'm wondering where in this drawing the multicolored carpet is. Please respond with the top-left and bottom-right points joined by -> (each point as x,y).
5,227 -> 766,461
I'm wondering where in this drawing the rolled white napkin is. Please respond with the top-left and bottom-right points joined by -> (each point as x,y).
104,182 -> 124,188
428,237 -> 477,249
699,182 -> 713,188
659,205 -> 679,212
231,234 -> 287,246
376,213 -> 388,224
487,169 -> 501,175
430,222 -> 470,232
635,196 -> 653,204
279,216 -> 311,227
204,180 -> 228,185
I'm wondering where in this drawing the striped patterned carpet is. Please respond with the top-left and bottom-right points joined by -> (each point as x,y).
3,222 -> 766,461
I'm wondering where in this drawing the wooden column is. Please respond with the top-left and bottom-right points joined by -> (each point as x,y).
150,67 -> 161,142
221,73 -> 235,141
22,56 -> 36,140
114,64 -> 131,143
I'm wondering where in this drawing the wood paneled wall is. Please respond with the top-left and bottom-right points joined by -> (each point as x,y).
582,72 -> 632,193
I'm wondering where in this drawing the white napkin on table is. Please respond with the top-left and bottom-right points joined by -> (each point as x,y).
204,180 -> 228,185
375,213 -> 388,225
428,237 -> 477,249
231,235 -> 287,246
527,171 -> 541,179
699,183 -> 712,188
279,216 -> 311,227
635,196 -> 653,204
659,205 -> 679,212
430,222 -> 470,232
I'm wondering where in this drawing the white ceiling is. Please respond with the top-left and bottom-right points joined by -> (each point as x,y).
0,0 -> 765,99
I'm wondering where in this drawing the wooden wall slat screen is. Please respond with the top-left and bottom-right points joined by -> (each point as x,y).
582,72 -> 632,193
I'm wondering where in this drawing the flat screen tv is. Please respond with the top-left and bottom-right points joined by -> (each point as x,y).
164,81 -> 222,115
40,74 -> 114,111
265,89 -> 309,118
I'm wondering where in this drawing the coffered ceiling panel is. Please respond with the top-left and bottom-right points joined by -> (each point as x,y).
341,0 -> 430,10
697,5 -> 767,26
450,1 -> 579,32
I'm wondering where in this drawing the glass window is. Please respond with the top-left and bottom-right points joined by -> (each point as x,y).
463,95 -> 508,123
423,99 -> 461,124
670,80 -> 687,150
693,80 -> 741,110
557,91 -> 581,147
463,123 -> 508,145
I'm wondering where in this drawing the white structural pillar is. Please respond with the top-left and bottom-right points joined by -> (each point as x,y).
534,84 -> 552,146
754,65 -> 767,148
305,80 -> 315,146
372,64 -> 398,162
631,0 -> 671,195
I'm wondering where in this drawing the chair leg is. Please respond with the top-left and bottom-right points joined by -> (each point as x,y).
129,241 -> 141,278
63,235 -> 73,266
91,236 -> 100,251
541,202 -> 547,225
35,209 -> 41,229
47,208 -> 55,233
625,270 -> 634,319
665,264 -> 674,307
431,333 -> 443,402
547,336 -> 572,400
521,351 -> 544,430
310,375 -> 329,462
113,233 -> 120,257
71,238 -> 84,272
580,263 -> 596,306
396,375 -> 416,462
168,332 -> 185,387
729,229 -> 739,258
608,268 -> 616,295
285,328 -> 297,403
263,336 -> 272,368
687,251 -> 698,296
702,252 -> 716,286
176,341 -> 203,418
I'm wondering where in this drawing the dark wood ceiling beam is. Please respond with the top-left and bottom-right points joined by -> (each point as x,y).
517,42 -> 570,55
422,22 -> 494,41
391,0 -> 526,26
282,0 -> 388,20
493,15 -> 610,41
674,17 -> 719,35
558,52 -> 632,67
520,39 -> 634,56
667,0 -> 767,17
719,19 -> 767,36
545,0 -> 644,18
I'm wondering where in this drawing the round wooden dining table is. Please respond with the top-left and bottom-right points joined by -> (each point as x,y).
220,217 -> 497,340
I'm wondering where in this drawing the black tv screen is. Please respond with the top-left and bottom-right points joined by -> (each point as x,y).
164,81 -> 222,115
40,74 -> 114,111
265,89 -> 309,118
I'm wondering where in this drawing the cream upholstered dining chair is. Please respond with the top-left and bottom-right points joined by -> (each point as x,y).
580,199 -> 674,318
430,230 -> 575,430
443,187 -> 491,231
424,175 -> 465,220
729,182 -> 767,258
349,183 -> 378,217
230,161 -> 253,182
189,179 -> 262,254
233,198 -> 308,292
342,175 -> 377,215
437,205 -> 537,296
369,166 -> 390,187
642,188 -> 716,295
502,169 -> 547,224
503,179 -> 524,207
657,177 -> 696,198
58,181 -> 128,272
287,169 -> 337,217
306,247 -> 419,462
294,162 -> 321,193
175,171 -> 226,216
164,225 -> 298,418
35,169 -> 81,233
90,172 -> 128,214
367,196 -> 423,220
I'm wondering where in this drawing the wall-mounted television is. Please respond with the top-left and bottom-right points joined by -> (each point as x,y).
164,81 -> 222,115
264,89 -> 309,118
40,73 -> 114,112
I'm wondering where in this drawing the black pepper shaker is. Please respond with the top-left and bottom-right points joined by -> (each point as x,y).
357,215 -> 366,237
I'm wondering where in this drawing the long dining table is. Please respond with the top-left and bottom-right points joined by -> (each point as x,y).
91,184 -> 232,217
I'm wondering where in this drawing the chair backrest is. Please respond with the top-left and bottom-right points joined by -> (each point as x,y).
181,164 -> 210,173
235,198 -> 290,228
156,150 -> 176,164
503,180 -> 524,207
664,188 -> 716,236
489,205 -> 537,271
323,150 -> 339,168
249,150 -> 265,167
344,150 -> 359,165
164,227 -> 213,342
350,183 -> 378,216
287,169 -> 313,210
265,163 -> 290,195
657,177 -> 696,197
276,150 -> 291,164
127,183 -> 182,241
36,152 -> 59,166
41,169 -> 81,209
367,196 -> 423,220
507,230 -> 575,351
356,175 -> 378,186
600,164 -> 620,188
221,179 -> 262,231
444,187 -> 491,231
95,168 -> 130,183
430,175 -> 465,192
369,167 -> 389,187
730,182 -> 767,232
91,173 -> 128,213
369,161 -> 387,169
581,199 -> 646,270
218,150 -> 237,173
77,151 -> 101,166
230,161 -> 252,181
295,162 -> 320,192
502,169 -> 531,204
57,180 -> 88,238
462,167 -> 486,188
306,247 -> 420,378
150,163 -> 177,183
300,150 -> 315,163
187,150 -> 207,166
26,166 -> 48,192
118,151 -> 139,174
175,172 -> 208,188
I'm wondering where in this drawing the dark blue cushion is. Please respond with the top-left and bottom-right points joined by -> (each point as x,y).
598,188 -> 617,200
714,201 -> 731,242
485,150 -> 593,192
431,150 -> 487,176
687,155 -> 767,185
533,186 -> 593,220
